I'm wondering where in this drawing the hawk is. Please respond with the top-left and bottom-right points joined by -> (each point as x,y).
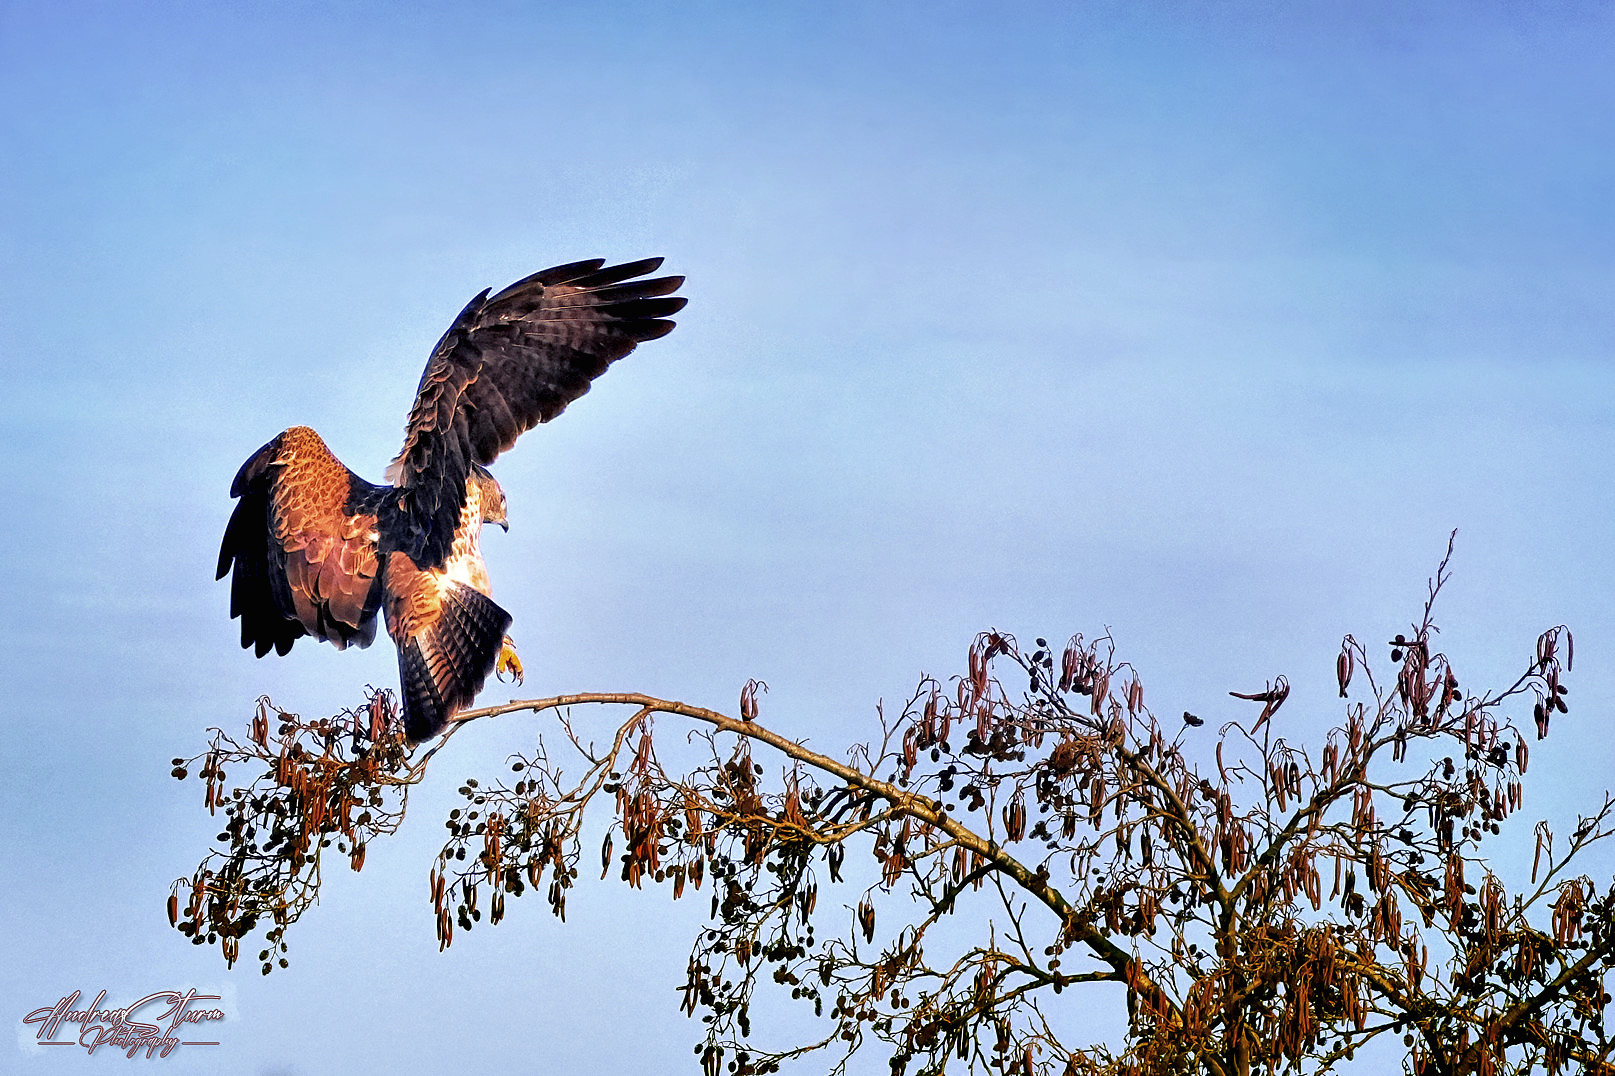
217,257 -> 686,742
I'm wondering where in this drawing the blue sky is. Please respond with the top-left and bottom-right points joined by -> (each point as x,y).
3,2 -> 1613,1072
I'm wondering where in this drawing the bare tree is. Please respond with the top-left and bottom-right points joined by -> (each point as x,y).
172,540 -> 1614,1074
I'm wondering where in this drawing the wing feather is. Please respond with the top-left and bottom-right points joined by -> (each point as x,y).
485,258 -> 607,302
217,427 -> 385,654
385,257 -> 687,566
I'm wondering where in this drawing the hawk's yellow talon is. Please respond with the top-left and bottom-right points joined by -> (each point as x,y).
496,636 -> 524,685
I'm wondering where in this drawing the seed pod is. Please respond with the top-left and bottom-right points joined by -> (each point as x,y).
858,899 -> 876,943
740,679 -> 766,722
370,693 -> 388,740
1336,647 -> 1354,698
1004,794 -> 1026,842
968,640 -> 990,701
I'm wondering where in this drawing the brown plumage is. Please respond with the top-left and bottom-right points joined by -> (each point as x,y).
217,257 -> 687,741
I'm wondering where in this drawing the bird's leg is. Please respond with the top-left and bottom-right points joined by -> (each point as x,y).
496,635 -> 524,685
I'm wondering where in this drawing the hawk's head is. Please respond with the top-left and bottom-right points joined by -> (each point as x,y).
471,464 -> 509,532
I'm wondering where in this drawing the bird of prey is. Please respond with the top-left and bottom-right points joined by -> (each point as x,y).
217,257 -> 686,742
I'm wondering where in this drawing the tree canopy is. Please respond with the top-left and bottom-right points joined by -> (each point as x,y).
172,542 -> 1614,1075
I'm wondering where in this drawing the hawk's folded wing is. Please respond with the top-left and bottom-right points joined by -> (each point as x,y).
217,427 -> 385,656
385,257 -> 686,567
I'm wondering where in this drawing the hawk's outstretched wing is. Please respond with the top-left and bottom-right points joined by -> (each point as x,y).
385,257 -> 687,567
217,426 -> 385,656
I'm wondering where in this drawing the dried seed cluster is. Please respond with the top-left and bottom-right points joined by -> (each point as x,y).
169,689 -> 412,975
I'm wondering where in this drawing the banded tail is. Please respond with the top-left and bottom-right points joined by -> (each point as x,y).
396,584 -> 513,742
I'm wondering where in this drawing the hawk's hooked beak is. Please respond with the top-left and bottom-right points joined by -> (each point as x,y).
497,520 -> 509,533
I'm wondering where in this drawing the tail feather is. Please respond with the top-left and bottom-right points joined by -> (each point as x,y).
398,585 -> 513,742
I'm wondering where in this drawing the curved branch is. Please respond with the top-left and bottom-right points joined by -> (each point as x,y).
451,693 -> 1151,990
